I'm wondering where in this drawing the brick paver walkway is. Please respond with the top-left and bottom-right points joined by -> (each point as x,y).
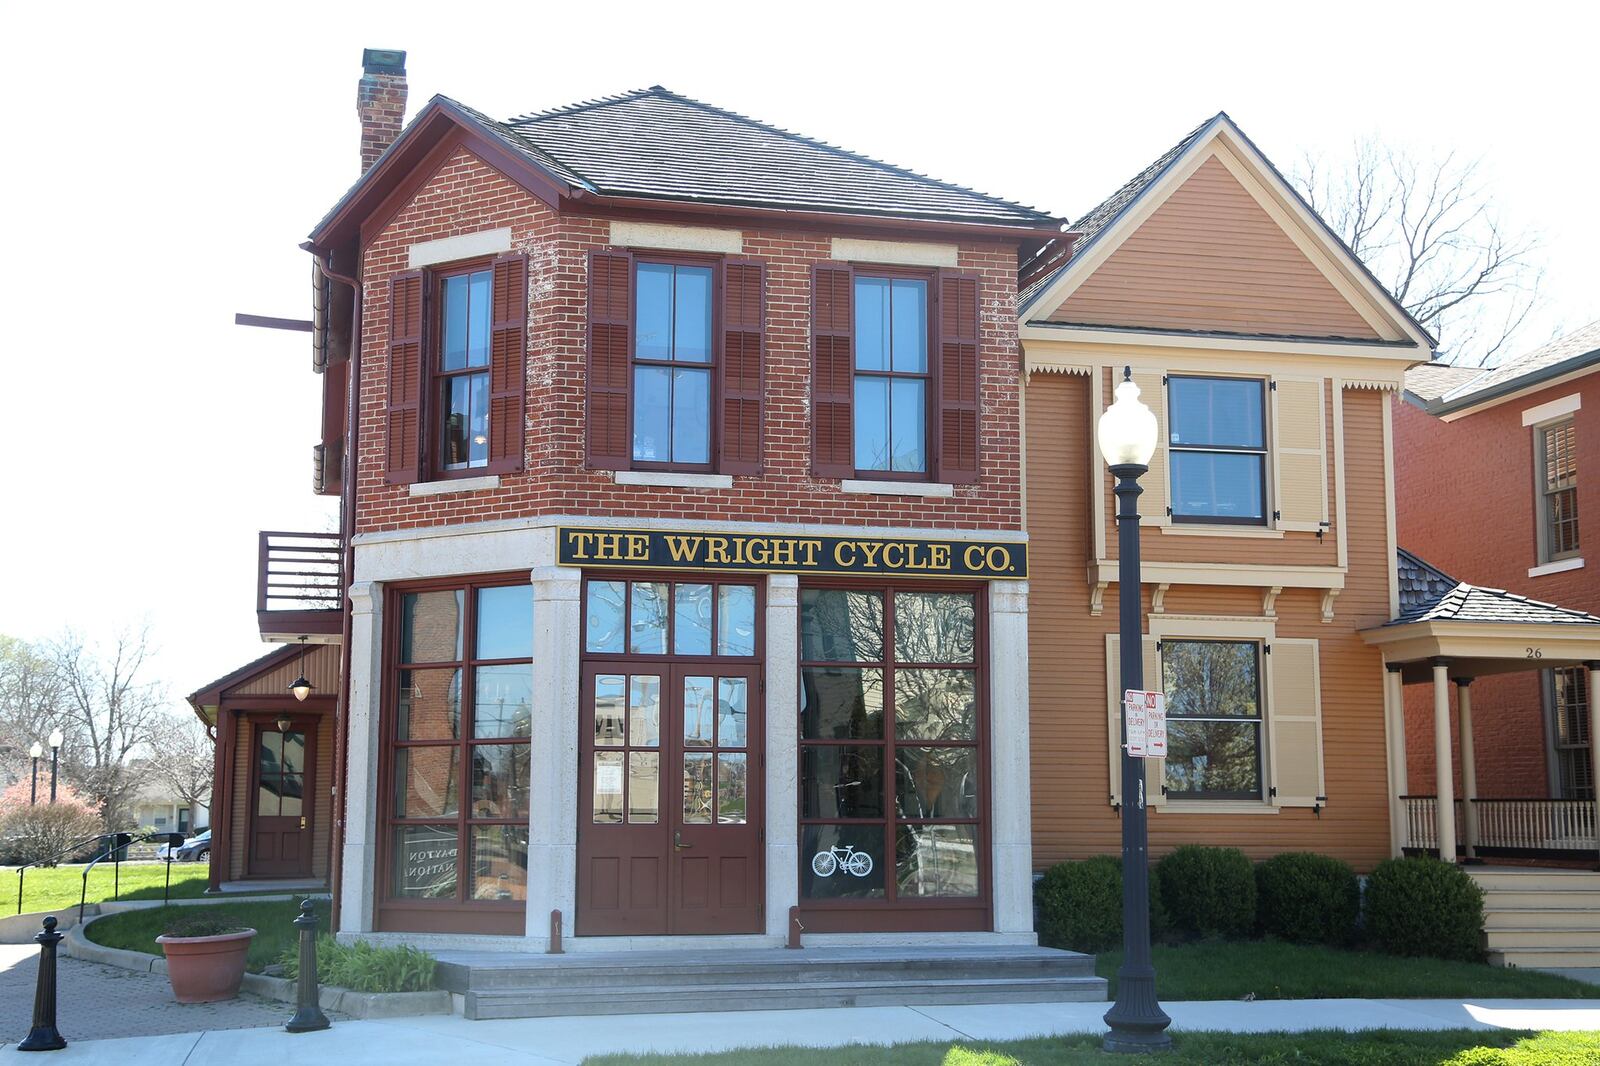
0,943 -> 291,1042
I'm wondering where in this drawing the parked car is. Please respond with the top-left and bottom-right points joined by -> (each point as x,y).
158,829 -> 210,863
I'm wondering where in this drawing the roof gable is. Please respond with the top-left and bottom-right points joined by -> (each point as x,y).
1020,114 -> 1433,352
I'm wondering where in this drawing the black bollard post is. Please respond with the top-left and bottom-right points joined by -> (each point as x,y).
285,899 -> 330,1033
18,916 -> 67,1052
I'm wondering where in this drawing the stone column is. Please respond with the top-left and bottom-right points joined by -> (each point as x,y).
1456,679 -> 1478,860
989,580 -> 1035,935
1432,659 -> 1457,863
527,561 -> 581,948
339,581 -> 383,934
1383,664 -> 1407,858
765,574 -> 800,940
1588,663 -> 1600,866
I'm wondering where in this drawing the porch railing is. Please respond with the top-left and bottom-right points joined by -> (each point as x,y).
1401,795 -> 1597,853
256,530 -> 343,640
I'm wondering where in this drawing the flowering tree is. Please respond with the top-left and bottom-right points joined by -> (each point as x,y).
0,781 -> 103,866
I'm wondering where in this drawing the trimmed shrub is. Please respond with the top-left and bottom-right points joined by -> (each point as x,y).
162,914 -> 248,939
1255,852 -> 1360,945
1155,845 -> 1256,940
1035,856 -> 1168,952
1365,857 -> 1484,962
281,935 -> 436,993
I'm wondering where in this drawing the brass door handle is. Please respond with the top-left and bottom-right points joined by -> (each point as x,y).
674,831 -> 692,850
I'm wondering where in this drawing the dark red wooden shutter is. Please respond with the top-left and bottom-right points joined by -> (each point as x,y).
486,253 -> 528,474
587,250 -> 633,470
385,271 -> 425,485
720,260 -> 764,475
935,270 -> 981,485
811,262 -> 854,478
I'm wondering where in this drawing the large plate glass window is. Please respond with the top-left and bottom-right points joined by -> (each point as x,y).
385,579 -> 533,925
853,275 -> 930,477
436,264 -> 493,472
633,260 -> 714,468
1161,640 -> 1263,800
1167,376 -> 1267,524
1536,419 -> 1579,563
799,584 -> 983,916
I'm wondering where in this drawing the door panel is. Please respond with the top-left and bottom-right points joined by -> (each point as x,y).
248,721 -> 315,878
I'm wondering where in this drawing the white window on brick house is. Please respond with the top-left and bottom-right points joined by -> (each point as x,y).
1535,418 -> 1579,563
1547,666 -> 1594,801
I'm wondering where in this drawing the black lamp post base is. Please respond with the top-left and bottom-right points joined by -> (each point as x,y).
1102,1029 -> 1174,1054
17,1026 -> 67,1053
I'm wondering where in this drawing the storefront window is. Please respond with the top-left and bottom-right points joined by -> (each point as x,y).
386,579 -> 533,912
799,586 -> 982,908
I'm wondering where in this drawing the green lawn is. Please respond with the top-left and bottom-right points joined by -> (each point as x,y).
6,862 -> 213,913
1094,941 -> 1600,1001
584,1030 -> 1600,1065
83,898 -> 330,973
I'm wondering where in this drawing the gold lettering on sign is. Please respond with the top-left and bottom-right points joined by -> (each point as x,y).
666,535 -> 702,563
706,538 -> 731,565
625,534 -> 649,561
568,532 -> 596,559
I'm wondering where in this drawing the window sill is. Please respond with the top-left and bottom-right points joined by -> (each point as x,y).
840,479 -> 954,498
1529,557 -> 1584,578
615,470 -> 734,490
409,475 -> 501,497
1153,800 -> 1280,815
1160,524 -> 1284,539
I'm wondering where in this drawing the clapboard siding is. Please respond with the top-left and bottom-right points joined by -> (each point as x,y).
226,644 -> 340,698
1026,376 -> 1394,871
1045,155 -> 1381,340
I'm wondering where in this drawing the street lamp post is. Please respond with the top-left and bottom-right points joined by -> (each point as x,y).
48,729 -> 63,804
29,742 -> 42,806
1097,368 -> 1172,1053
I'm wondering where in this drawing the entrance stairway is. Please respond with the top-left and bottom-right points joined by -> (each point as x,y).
432,945 -> 1106,1019
1471,867 -> 1600,968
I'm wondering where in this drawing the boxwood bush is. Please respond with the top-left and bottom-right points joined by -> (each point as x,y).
1365,857 -> 1485,962
1155,845 -> 1256,940
1255,852 -> 1360,945
1035,856 -> 1168,952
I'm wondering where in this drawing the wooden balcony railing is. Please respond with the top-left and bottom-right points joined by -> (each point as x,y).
256,530 -> 343,641
1401,795 -> 1597,854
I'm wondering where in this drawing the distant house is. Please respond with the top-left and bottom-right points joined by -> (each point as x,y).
127,766 -> 208,837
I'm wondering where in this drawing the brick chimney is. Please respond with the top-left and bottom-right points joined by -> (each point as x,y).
357,48 -> 407,174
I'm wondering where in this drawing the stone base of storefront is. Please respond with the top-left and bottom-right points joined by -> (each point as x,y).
340,516 -> 1034,946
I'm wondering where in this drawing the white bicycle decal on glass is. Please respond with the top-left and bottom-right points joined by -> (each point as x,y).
811,845 -> 873,878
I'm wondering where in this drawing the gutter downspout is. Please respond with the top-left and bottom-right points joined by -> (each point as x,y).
304,239 -> 361,934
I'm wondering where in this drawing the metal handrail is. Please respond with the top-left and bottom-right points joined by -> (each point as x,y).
75,831 -> 186,923
14,833 -> 108,915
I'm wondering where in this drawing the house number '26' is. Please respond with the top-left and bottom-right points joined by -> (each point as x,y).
1526,648 -> 1543,659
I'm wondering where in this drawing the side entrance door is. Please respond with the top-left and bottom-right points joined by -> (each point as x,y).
577,663 -> 763,935
247,720 -> 314,878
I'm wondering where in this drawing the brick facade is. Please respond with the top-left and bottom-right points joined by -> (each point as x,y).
353,147 -> 1026,537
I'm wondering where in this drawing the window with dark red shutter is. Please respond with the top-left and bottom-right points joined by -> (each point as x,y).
486,253 -> 528,475
811,263 -> 854,478
720,260 -> 764,475
385,271 -> 424,484
934,270 -> 981,485
587,250 -> 634,470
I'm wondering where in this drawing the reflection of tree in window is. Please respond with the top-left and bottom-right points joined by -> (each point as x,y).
1161,641 -> 1263,799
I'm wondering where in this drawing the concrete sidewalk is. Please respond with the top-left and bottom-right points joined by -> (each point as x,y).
5,997 -> 1600,1064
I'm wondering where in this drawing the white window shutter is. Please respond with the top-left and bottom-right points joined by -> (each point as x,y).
1106,635 -> 1123,807
1272,378 -> 1328,532
1129,369 -> 1169,526
1266,638 -> 1325,808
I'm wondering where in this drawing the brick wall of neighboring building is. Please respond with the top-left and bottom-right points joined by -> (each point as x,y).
1393,378 -> 1600,798
353,147 -> 1026,536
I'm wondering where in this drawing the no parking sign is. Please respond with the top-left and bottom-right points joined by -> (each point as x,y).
1123,689 -> 1167,758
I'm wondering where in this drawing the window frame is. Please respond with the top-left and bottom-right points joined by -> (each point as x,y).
417,257 -> 498,482
1535,417 -> 1580,564
1545,666 -> 1594,801
1166,374 -> 1271,527
375,572 -> 534,934
848,266 -> 937,483
1159,637 -> 1267,802
628,253 -> 722,474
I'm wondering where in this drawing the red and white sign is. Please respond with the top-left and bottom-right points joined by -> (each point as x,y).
1123,689 -> 1167,759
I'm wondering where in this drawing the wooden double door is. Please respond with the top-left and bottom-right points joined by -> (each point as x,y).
577,662 -> 763,935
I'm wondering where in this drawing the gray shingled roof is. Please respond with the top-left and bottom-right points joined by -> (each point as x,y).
1394,547 -> 1600,626
1417,320 -> 1600,413
444,87 -> 1057,226
1403,362 -> 1486,403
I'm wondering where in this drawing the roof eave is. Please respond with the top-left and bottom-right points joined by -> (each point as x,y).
1424,345 -> 1600,418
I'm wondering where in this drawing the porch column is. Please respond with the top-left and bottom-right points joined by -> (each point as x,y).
764,574 -> 800,940
528,562 -> 581,947
1432,659 -> 1457,863
1455,679 -> 1478,860
339,581 -> 384,933
1383,665 -> 1407,858
1588,662 -> 1600,867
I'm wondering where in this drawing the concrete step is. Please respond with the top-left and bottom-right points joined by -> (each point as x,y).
1469,869 -> 1600,890
464,976 -> 1108,1019
1488,946 -> 1600,969
1481,907 -> 1600,930
1476,888 -> 1600,909
1485,926 -> 1600,949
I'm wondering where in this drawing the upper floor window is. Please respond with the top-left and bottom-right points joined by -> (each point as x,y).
437,265 -> 493,472
1167,376 -> 1267,524
1161,639 -> 1263,800
853,275 -> 929,476
1537,419 -> 1579,562
633,261 -> 714,468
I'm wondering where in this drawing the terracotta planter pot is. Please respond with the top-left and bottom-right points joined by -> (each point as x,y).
156,929 -> 256,1003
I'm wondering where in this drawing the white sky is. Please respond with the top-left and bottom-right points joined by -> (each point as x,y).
1,2 -> 1594,719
